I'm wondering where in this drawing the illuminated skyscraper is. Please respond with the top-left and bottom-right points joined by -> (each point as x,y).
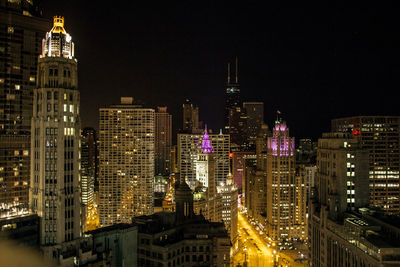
193,129 -> 222,223
307,133 -> 396,266
217,175 -> 238,243
30,16 -> 80,245
99,97 -> 154,227
266,120 -> 301,241
178,130 -> 230,189
0,1 -> 49,218
155,106 -> 172,175
332,116 -> 400,215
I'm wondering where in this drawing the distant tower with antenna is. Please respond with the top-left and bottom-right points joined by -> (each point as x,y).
225,57 -> 246,148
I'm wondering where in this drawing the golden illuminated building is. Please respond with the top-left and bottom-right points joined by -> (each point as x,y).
30,16 -> 80,245
98,97 -> 154,227
332,116 -> 400,215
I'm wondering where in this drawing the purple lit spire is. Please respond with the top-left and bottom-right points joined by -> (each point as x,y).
200,125 -> 214,153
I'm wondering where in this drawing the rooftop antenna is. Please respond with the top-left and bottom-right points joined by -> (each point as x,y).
235,56 -> 238,84
227,63 -> 231,84
276,110 -> 282,122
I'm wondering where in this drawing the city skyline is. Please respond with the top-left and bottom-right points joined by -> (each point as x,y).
2,2 -> 400,266
40,2 -> 400,139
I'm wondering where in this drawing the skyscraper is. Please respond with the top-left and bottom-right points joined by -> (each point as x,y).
193,129 -> 222,223
178,130 -> 230,189
0,0 -> 49,217
216,175 -> 238,243
29,16 -> 80,245
307,133 -> 400,266
155,106 -> 172,175
182,99 -> 199,133
225,57 -> 246,148
332,116 -> 400,215
243,102 -> 264,149
266,120 -> 300,241
81,127 -> 96,208
99,97 -> 154,227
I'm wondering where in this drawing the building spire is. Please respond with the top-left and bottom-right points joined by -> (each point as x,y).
235,56 -> 238,84
200,125 -> 214,153
227,63 -> 231,84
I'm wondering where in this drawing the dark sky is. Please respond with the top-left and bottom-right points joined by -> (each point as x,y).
41,2 -> 400,140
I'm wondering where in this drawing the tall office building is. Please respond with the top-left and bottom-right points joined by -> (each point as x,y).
178,130 -> 230,189
225,57 -> 246,147
99,97 -> 154,227
332,116 -> 400,215
217,175 -> 238,243
231,151 -> 253,190
266,120 -> 298,241
81,127 -> 96,207
243,154 -> 257,211
182,99 -> 199,133
243,102 -> 264,149
29,16 -> 80,245
308,133 -> 400,266
81,127 -> 98,231
0,0 -> 49,217
193,129 -> 222,223
155,106 -> 172,175
244,124 -> 270,222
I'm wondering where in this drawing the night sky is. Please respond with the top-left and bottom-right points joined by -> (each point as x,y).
41,2 -> 400,141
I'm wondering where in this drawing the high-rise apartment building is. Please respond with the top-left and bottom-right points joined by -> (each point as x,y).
29,16 -> 80,245
155,106 -> 172,175
178,131 -> 230,189
99,97 -> 154,227
243,102 -> 264,149
0,0 -> 49,217
266,120 -> 298,241
308,133 -> 400,266
182,99 -> 199,133
332,116 -> 400,214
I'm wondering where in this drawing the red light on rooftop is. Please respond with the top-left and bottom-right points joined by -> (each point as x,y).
352,128 -> 360,138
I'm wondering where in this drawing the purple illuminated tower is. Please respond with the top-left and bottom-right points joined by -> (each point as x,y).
200,126 -> 214,154
266,119 -> 303,241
